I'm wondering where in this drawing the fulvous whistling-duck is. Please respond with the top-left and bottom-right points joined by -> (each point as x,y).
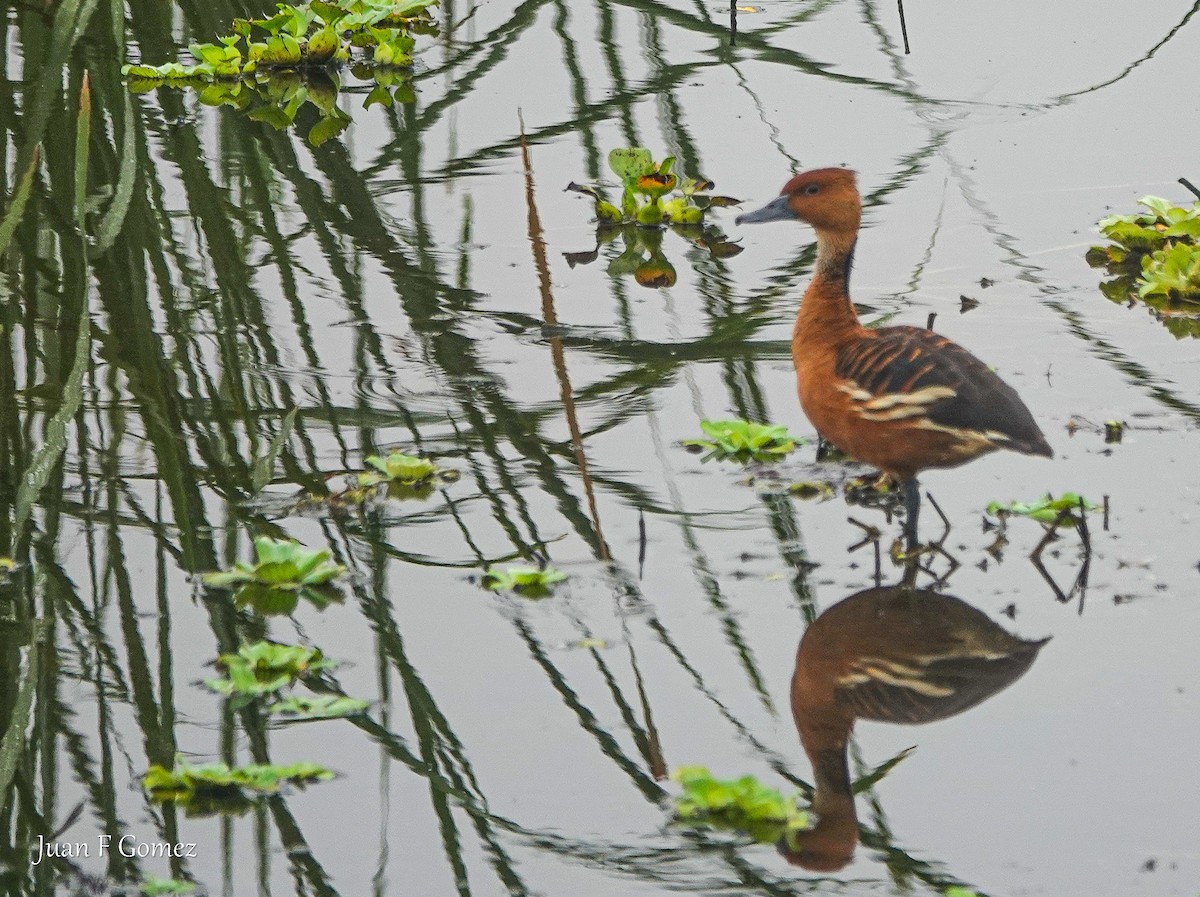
780,584 -> 1049,871
736,169 -> 1052,541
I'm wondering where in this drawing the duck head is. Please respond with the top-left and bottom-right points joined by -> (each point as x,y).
736,167 -> 862,234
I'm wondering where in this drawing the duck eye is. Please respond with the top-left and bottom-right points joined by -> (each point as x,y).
803,184 -> 820,196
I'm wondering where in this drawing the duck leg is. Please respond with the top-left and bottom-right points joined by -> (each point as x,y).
902,478 -> 921,548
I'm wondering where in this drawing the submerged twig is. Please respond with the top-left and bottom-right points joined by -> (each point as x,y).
896,0 -> 911,54
1179,177 -> 1200,202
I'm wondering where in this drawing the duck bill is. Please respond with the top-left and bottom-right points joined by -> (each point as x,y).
735,195 -> 794,225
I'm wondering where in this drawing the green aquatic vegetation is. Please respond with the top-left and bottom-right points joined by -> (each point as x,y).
564,223 -> 742,290
1088,196 -> 1200,318
1094,196 -> 1200,254
565,149 -> 742,287
144,759 -> 334,816
571,148 -> 740,227
1139,242 -> 1200,300
205,642 -> 334,698
268,694 -> 370,719
357,450 -> 459,499
482,565 -> 567,597
202,537 -> 346,614
986,492 -> 1097,527
787,480 -> 835,500
569,150 -> 740,223
136,879 -> 196,897
204,537 -> 345,589
205,642 -> 367,719
124,0 -> 436,80
684,419 -> 802,463
359,450 -> 455,484
672,766 -> 808,843
122,0 -> 438,144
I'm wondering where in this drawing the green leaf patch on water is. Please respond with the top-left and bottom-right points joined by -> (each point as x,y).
684,419 -> 803,463
986,492 -> 1098,527
483,565 -> 567,597
1089,195 -> 1200,334
203,538 -> 346,614
144,759 -> 334,816
672,766 -> 808,843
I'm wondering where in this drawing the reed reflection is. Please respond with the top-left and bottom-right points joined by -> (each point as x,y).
782,583 -> 1049,871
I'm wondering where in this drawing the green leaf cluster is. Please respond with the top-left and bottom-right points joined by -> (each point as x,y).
204,537 -> 345,588
565,222 -> 743,290
144,758 -> 334,816
356,449 -> 459,499
482,565 -> 567,598
136,878 -> 197,897
122,1 -> 436,145
123,0 -> 437,81
205,642 -> 333,698
269,694 -> 371,719
567,148 -> 740,228
672,766 -> 808,843
986,492 -> 1097,527
684,419 -> 803,463
1088,196 -> 1200,312
204,639 -> 369,719
202,537 -> 346,614
1140,241 -> 1200,300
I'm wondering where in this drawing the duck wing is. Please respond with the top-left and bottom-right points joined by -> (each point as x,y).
834,325 -> 1052,456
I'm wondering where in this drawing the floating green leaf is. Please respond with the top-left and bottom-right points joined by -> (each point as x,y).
684,419 -> 803,463
205,641 -> 333,697
203,538 -> 346,613
1089,195 -> 1200,328
986,492 -> 1098,527
672,766 -> 808,843
482,565 -> 567,597
144,758 -> 334,815
1139,242 -> 1200,300
137,878 -> 197,897
269,694 -> 370,720
121,0 -> 439,146
357,450 -> 458,498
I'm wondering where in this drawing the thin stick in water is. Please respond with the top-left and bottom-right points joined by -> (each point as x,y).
897,0 -> 911,54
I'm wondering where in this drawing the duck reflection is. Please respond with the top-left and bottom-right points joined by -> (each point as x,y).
781,584 -> 1049,871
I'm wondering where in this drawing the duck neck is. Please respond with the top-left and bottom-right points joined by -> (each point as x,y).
796,230 -> 861,344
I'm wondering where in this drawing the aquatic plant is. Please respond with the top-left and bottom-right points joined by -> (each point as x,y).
123,0 -> 439,144
202,537 -> 346,614
207,643 -> 367,716
359,450 -> 453,484
204,537 -> 345,589
144,759 -> 334,815
671,766 -> 808,843
268,695 -> 370,719
205,642 -> 334,698
568,148 -> 739,227
564,223 -> 742,289
684,419 -> 802,463
482,565 -> 567,597
1088,196 -> 1200,333
986,492 -> 1097,528
137,879 -> 197,897
564,148 -> 742,288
